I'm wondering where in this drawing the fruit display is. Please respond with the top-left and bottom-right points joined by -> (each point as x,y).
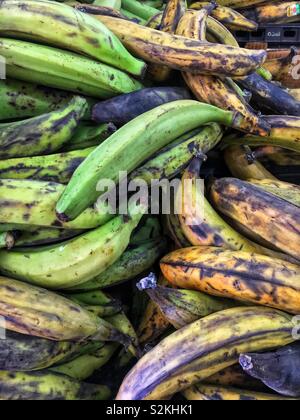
0,0 -> 300,402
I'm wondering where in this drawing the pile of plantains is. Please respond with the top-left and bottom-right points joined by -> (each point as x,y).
0,0 -> 300,401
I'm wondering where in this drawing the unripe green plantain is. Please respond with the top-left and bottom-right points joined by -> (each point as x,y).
0,38 -> 144,99
107,312 -> 139,358
0,276 -> 128,344
67,238 -> 168,291
130,124 -> 223,184
68,291 -> 122,317
0,147 -> 95,184
0,204 -> 145,289
122,0 -> 158,20
67,290 -> 119,307
14,228 -> 82,247
62,122 -> 116,152
0,78 -> 75,121
0,371 -> 111,400
50,343 -> 118,380
0,96 -> 87,159
56,100 -> 240,221
0,179 -> 112,230
0,0 -> 145,77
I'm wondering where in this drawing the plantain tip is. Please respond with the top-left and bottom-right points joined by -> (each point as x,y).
239,354 -> 253,371
56,210 -> 71,223
136,272 -> 157,291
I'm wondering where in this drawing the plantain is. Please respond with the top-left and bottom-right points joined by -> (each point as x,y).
0,147 -> 95,184
224,145 -> 277,180
75,4 -> 126,19
56,100 -> 239,221
147,0 -> 186,82
183,384 -> 297,400
164,212 -> 191,249
0,96 -> 87,159
205,364 -> 267,391
0,330 -> 86,371
240,343 -> 300,397
176,10 -> 270,136
0,371 -> 110,401
137,273 -> 236,329
0,78 -> 75,122
130,124 -> 223,185
248,178 -> 300,207
92,15 -> 266,77
190,2 -> 258,30
50,343 -> 118,380
0,276 -> 129,344
176,158 -> 262,252
14,228 -> 81,247
130,216 -> 162,246
0,0 -> 145,77
263,48 -> 297,88
0,38 -> 144,99
67,238 -> 167,291
210,177 -> 300,260
106,312 -> 139,358
255,145 -> 300,167
225,115 -> 300,154
137,276 -> 171,345
122,0 -> 159,20
0,179 -> 112,230
216,0 -> 268,8
92,87 -> 191,125
71,303 -> 121,318
241,2 -> 300,25
67,290 -> 120,307
161,246 -> 300,314
116,306 -> 295,400
238,73 -> 300,116
62,122 -> 116,152
0,203 -> 145,289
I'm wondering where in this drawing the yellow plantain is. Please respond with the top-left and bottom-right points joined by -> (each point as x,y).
224,116 -> 300,153
216,0 -> 268,8
210,177 -> 300,260
255,145 -> 300,166
176,157 -> 262,251
161,246 -> 300,314
190,2 -> 258,31
241,2 -> 300,25
0,276 -> 127,343
116,306 -> 295,400
224,145 -> 277,180
248,178 -> 300,207
176,10 -> 270,136
148,0 -> 186,82
93,15 -> 266,77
